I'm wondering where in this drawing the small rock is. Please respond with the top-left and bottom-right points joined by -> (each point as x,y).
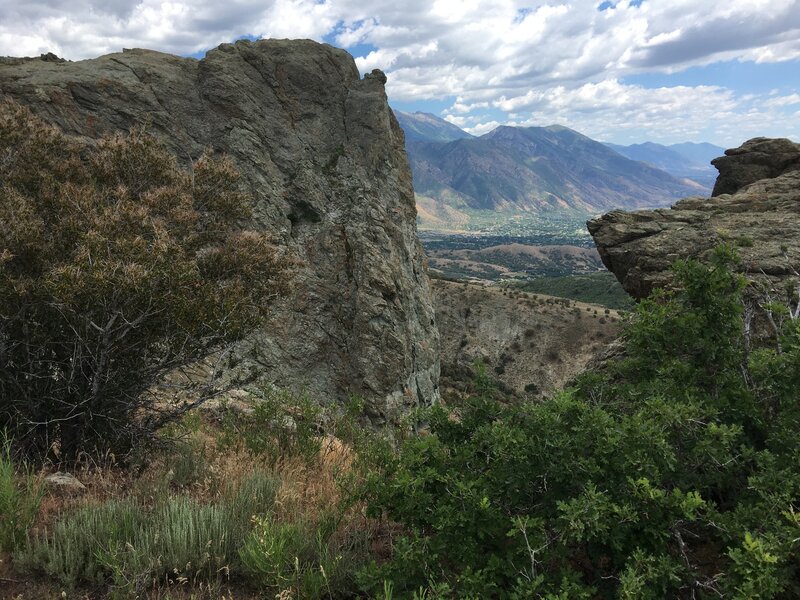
44,472 -> 86,492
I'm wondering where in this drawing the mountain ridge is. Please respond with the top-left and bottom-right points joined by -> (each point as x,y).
393,109 -> 474,143
406,123 -> 707,222
606,140 -> 724,189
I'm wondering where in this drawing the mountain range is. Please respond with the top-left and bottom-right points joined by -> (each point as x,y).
605,141 -> 724,188
394,111 -> 722,228
394,110 -> 475,143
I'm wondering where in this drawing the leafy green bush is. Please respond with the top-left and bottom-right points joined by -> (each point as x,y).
360,247 -> 800,598
0,433 -> 43,551
18,470 -> 279,592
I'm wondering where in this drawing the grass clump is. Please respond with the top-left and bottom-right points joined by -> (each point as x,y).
0,433 -> 43,552
217,388 -> 324,466
240,512 -> 371,598
19,499 -> 143,588
19,470 -> 279,593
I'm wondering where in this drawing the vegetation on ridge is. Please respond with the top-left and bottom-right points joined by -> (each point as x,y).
2,103 -> 799,599
0,102 -> 291,461
359,247 -> 800,598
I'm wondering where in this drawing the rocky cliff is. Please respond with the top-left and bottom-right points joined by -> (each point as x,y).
588,137 -> 800,300
0,40 -> 439,423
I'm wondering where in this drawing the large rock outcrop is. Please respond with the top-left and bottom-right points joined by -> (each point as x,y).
0,40 -> 439,424
588,137 -> 800,300
711,137 -> 800,196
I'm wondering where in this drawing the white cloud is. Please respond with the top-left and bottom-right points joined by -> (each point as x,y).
0,0 -> 798,144
466,120 -> 504,136
443,114 -> 468,127
765,93 -> 800,108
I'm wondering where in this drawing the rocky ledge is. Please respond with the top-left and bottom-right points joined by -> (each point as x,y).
0,40 -> 440,424
588,137 -> 800,300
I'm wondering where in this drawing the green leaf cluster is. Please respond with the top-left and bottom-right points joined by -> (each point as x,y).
360,247 -> 800,598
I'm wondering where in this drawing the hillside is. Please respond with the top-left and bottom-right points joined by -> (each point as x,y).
670,141 -> 727,165
393,110 -> 475,143
433,279 -> 621,398
606,140 -> 724,189
427,243 -> 604,280
407,124 -> 706,222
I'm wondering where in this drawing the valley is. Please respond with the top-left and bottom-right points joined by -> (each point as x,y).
3,27 -> 800,599
403,109 -> 721,308
419,211 -> 631,308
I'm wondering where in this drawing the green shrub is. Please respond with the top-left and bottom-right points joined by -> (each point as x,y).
240,511 -> 371,598
165,440 -> 209,489
222,470 -> 282,536
217,388 -> 323,465
18,499 -> 144,588
0,433 -> 43,551
359,247 -> 800,598
0,102 -> 291,461
19,470 -> 279,592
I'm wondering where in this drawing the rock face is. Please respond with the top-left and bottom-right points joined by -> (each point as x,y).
588,137 -> 800,300
711,137 -> 800,196
0,40 -> 439,424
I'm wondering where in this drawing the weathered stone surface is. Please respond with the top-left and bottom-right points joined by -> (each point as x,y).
44,472 -> 86,492
0,40 -> 439,424
712,137 -> 800,196
588,138 -> 800,300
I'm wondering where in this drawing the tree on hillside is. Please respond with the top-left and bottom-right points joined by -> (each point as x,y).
0,102 -> 291,460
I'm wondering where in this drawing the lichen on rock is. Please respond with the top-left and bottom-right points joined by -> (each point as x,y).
588,137 -> 800,302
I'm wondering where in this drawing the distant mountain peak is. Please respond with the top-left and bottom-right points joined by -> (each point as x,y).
406,123 -> 705,220
606,140 -> 725,189
542,124 -> 574,133
393,109 -> 474,143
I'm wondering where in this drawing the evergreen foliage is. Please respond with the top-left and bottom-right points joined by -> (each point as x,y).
360,247 -> 800,598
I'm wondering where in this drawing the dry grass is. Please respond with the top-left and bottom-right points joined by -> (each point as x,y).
272,435 -> 352,522
3,409 -> 383,599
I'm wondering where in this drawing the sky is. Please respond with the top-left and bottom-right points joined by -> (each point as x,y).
1,0 -> 799,146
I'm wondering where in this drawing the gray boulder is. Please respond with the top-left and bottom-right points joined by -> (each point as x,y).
711,137 -> 800,196
44,472 -> 86,492
588,138 -> 800,301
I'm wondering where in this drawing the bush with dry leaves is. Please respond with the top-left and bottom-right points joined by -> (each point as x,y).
0,102 -> 291,460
